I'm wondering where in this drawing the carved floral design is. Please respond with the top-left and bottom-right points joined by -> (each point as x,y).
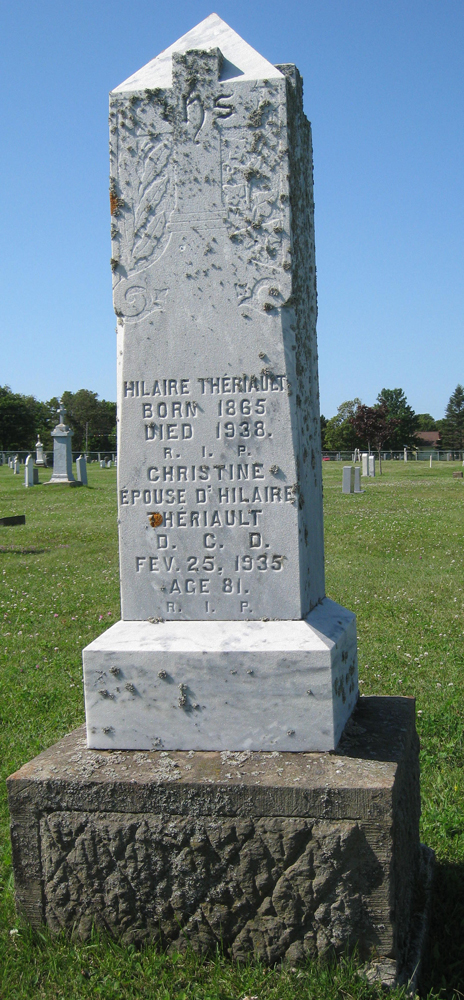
114,134 -> 172,272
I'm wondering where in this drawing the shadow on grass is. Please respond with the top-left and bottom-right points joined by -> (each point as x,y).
0,547 -> 48,554
419,858 -> 464,997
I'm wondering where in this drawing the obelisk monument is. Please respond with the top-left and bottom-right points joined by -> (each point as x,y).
8,22 -> 426,972
83,13 -> 358,750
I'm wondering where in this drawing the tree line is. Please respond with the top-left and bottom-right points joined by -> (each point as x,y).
1,382 -> 463,455
0,387 -> 116,452
320,385 -> 464,453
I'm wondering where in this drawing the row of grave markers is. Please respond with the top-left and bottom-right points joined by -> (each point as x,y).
4,452 -> 117,486
342,466 -> 364,494
1,401 -> 119,487
342,453 -> 375,493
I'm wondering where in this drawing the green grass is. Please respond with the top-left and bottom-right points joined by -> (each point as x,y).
0,460 -> 463,998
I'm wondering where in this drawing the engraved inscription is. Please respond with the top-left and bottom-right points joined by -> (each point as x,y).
119,372 -> 294,618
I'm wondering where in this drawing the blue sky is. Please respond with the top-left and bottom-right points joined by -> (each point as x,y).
1,1 -> 462,419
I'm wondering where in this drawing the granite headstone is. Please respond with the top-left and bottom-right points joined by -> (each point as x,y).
342,466 -> 354,494
76,455 -> 88,486
46,402 -> 76,485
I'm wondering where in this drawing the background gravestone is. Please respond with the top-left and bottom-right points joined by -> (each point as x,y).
46,401 -> 76,485
35,438 -> 46,467
76,454 -> 88,485
24,454 -> 34,488
83,12 -> 358,751
342,466 -> 354,494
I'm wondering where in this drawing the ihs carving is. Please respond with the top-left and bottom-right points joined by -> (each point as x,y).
110,56 -> 292,320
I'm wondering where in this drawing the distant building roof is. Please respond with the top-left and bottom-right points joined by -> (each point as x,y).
415,430 -> 441,446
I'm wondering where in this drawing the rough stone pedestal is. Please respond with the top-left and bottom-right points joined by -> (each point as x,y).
7,696 -> 430,979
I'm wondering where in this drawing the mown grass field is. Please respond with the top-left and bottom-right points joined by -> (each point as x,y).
0,460 -> 463,998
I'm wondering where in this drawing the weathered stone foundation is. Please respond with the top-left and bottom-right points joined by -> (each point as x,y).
8,697 -> 428,974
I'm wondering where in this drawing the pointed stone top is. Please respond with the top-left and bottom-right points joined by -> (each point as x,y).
112,13 -> 284,93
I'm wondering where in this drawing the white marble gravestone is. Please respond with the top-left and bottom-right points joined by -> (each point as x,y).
46,402 -> 76,485
24,454 -> 34,488
83,14 -> 358,751
35,438 -> 46,467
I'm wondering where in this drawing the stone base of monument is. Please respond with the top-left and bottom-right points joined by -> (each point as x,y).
82,599 -> 358,752
7,696 -> 432,983
44,477 -> 82,486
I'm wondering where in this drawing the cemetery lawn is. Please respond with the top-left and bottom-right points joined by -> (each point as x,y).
0,460 -> 463,999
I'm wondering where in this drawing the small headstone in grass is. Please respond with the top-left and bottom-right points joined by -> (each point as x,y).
100,460 -> 105,469
76,455 -> 88,486
354,467 -> 364,493
369,454 -> 375,477
342,466 -> 354,494
45,400 -> 78,485
452,471 -> 463,479
13,457 -> 20,474
24,455 -> 34,488
404,447 -> 408,462
35,437 -> 46,467
83,13 -> 358,754
362,453 -> 368,476
0,514 -> 25,526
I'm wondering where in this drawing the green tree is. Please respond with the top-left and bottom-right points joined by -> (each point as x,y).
320,414 -> 328,449
61,390 -> 116,452
30,399 -> 57,448
441,384 -> 464,450
0,386 -> 37,451
415,413 -> 437,431
323,399 -> 361,451
350,402 -> 397,473
96,399 -> 117,451
376,388 -> 417,449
